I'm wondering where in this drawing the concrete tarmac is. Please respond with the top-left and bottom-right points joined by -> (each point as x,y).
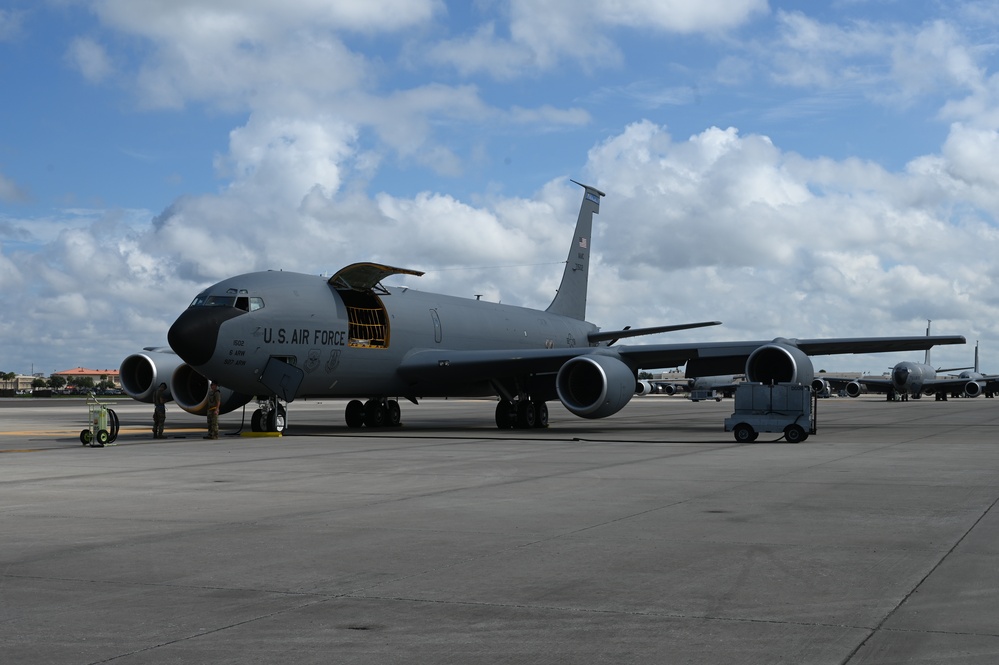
2,395 -> 999,663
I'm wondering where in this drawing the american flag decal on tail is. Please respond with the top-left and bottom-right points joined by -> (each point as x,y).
578,237 -> 587,249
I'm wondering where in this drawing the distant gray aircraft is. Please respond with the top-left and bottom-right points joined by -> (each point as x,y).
953,342 -> 999,398
834,321 -> 987,400
638,375 -> 742,399
121,181 -> 965,430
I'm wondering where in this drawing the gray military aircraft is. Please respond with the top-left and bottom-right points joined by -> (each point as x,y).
121,181 -> 965,430
834,321 -> 985,400
637,374 -> 743,399
953,342 -> 999,398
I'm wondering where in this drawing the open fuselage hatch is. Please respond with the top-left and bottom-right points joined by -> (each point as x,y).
338,288 -> 390,348
327,262 -> 426,350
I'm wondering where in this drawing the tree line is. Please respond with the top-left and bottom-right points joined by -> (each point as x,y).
0,372 -> 117,392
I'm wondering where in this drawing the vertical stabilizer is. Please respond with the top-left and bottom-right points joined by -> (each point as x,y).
924,320 -> 932,366
546,180 -> 604,320
975,340 -> 980,373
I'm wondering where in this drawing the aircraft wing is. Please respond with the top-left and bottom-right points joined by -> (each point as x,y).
397,335 -> 966,384
618,335 -> 966,377
924,374 -> 999,392
397,343 -> 770,384
844,376 -> 891,393
791,336 -> 967,356
398,347 -> 597,383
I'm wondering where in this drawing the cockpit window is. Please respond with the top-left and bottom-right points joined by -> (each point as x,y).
205,295 -> 237,307
189,292 -> 264,310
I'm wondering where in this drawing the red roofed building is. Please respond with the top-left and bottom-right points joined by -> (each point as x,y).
53,367 -> 121,388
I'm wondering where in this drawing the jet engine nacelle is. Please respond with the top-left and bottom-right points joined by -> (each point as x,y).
964,380 -> 983,398
811,378 -> 830,395
659,383 -> 677,396
635,380 -> 656,396
119,348 -> 184,402
744,339 -> 815,385
844,381 -> 864,398
556,354 -> 636,419
170,363 -> 253,416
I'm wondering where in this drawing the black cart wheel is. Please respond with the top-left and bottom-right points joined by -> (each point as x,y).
733,423 -> 756,443
784,424 -> 806,443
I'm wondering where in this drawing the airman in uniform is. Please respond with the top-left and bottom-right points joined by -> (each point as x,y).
205,381 -> 221,439
152,382 -> 167,439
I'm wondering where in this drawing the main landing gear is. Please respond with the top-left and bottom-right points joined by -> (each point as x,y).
340,397 -> 549,429
344,398 -> 402,428
495,399 -> 548,429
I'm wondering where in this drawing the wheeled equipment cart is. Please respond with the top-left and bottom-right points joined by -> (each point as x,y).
724,383 -> 817,443
80,393 -> 120,447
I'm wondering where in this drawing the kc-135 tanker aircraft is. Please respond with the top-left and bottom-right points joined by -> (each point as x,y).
120,181 -> 965,431
830,326 -> 999,401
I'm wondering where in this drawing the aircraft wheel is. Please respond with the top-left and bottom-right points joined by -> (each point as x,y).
80,429 -> 92,445
251,409 -> 263,432
784,425 -> 806,444
495,400 -> 516,429
733,423 -> 756,443
345,400 -> 365,428
387,400 -> 401,427
533,401 -> 549,428
364,399 -> 387,428
267,406 -> 286,433
516,400 -> 536,428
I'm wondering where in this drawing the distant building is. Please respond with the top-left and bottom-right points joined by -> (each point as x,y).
4,375 -> 39,392
52,367 -> 121,388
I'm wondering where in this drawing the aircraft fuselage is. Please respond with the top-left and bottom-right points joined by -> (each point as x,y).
168,269 -> 600,401
891,361 -> 934,396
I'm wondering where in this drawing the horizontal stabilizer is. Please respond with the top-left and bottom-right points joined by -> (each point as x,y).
589,321 -> 722,344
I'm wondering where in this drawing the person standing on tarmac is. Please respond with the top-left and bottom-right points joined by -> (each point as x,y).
205,381 -> 221,439
152,382 -> 168,439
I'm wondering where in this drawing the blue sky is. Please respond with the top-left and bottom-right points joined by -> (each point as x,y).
3,0 -> 999,377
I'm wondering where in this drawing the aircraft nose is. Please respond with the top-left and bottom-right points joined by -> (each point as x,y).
168,307 -> 245,367
892,366 -> 909,385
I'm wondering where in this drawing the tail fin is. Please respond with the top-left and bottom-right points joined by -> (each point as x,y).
546,180 -> 604,320
924,319 -> 932,366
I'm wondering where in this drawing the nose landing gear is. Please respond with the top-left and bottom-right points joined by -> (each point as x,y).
250,396 -> 287,432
